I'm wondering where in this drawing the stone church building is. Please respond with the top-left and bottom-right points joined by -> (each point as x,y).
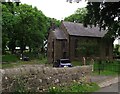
47,21 -> 113,63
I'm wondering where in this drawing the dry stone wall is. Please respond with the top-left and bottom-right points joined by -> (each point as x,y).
1,65 -> 92,92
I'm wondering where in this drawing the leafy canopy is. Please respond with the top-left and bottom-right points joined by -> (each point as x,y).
66,1 -> 120,39
2,3 -> 47,54
64,8 -> 87,23
84,2 -> 120,38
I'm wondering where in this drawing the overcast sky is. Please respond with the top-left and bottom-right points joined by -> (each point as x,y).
20,0 -> 87,20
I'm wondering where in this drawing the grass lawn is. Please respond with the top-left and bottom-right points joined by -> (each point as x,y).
93,60 -> 120,76
71,61 -> 83,66
71,60 -> 91,66
2,57 -> 49,69
2,54 -> 19,63
92,70 -> 119,76
72,60 -> 120,76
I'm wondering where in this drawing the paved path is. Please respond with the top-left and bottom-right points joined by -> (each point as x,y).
97,82 -> 119,92
90,75 -> 115,83
91,75 -> 120,93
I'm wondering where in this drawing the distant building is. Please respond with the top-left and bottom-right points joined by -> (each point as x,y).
47,21 -> 113,63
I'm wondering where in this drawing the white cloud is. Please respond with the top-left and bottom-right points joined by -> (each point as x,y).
20,0 -> 87,20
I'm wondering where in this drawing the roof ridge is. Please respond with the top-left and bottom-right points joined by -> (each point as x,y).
62,21 -> 107,37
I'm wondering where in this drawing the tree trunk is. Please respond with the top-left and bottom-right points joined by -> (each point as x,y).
29,47 -> 32,53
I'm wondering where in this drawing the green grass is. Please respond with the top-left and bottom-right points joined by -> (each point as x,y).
2,57 -> 49,69
72,60 -> 120,76
2,54 -> 19,62
72,60 -> 92,66
49,82 -> 100,93
93,60 -> 120,75
23,52 -> 46,60
92,70 -> 118,76
71,61 -> 83,66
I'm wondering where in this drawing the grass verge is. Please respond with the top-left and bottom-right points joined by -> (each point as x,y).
49,82 -> 100,93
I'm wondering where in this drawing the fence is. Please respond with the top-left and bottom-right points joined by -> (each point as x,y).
93,60 -> 120,74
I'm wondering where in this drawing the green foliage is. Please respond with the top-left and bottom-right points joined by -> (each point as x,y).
84,2 -> 120,38
39,57 -> 48,64
69,82 -> 99,92
72,60 -> 119,76
13,77 -> 28,93
2,54 -> 19,62
93,60 -> 120,75
72,61 -> 83,66
2,2 -> 61,56
76,39 -> 99,57
49,82 -> 99,93
47,18 -> 61,30
2,33 -> 9,54
113,44 -> 120,56
67,1 -> 120,38
49,87 -> 63,94
93,70 -> 119,76
2,3 -> 48,54
64,8 -> 87,23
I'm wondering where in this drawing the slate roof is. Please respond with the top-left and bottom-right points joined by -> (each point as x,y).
53,28 -> 67,39
63,21 -> 107,37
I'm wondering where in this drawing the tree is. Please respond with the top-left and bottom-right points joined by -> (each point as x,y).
113,44 -> 120,56
47,17 -> 61,31
84,2 -> 120,38
15,4 -> 47,54
2,3 -> 48,54
2,2 -> 61,56
64,8 -> 87,23
67,1 -> 120,39
2,3 -> 16,54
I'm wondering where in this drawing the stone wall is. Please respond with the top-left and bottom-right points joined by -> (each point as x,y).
1,65 -> 92,92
